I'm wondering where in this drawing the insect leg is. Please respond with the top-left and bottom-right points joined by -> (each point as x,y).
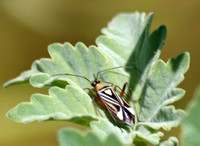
92,98 -> 100,116
114,84 -> 140,102
123,82 -> 140,122
104,106 -> 123,132
83,89 -> 122,131
113,85 -> 126,98
83,88 -> 97,96
83,88 -> 105,116
83,88 -> 106,109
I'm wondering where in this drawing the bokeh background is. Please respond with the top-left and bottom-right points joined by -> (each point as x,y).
0,0 -> 199,145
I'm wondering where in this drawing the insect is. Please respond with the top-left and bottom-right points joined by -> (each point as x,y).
54,66 -> 140,126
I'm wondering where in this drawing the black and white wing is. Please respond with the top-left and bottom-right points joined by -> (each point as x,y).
97,86 -> 135,126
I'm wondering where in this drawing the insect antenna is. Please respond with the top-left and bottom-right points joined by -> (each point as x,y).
53,73 -> 92,84
96,65 -> 141,80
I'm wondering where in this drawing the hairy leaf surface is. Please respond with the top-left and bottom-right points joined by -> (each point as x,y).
157,137 -> 178,146
58,127 -> 124,146
7,85 -> 96,125
139,52 -> 189,131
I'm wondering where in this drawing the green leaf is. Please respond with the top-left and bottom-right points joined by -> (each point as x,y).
139,52 -> 190,131
90,119 -> 163,145
4,43 -> 115,88
158,137 -> 178,146
134,125 -> 164,145
181,86 -> 200,146
90,119 -> 133,145
96,12 -> 154,65
58,128 -> 124,146
7,85 -> 96,125
97,12 -> 167,98
61,118 -> 164,145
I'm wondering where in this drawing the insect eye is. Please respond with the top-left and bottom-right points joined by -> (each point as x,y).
91,82 -> 96,86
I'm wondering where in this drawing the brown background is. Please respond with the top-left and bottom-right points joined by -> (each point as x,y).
0,0 -> 199,145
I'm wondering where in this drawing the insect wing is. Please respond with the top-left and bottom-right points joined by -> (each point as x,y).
97,87 -> 135,126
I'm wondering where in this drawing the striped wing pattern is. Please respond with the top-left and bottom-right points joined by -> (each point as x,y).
97,86 -> 135,126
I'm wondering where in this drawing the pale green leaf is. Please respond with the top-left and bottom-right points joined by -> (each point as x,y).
5,42 -> 132,93
134,125 -> 164,145
58,128 -> 124,146
97,12 -> 167,99
4,43 -> 112,88
181,86 -> 200,146
90,119 -> 133,145
7,85 -> 96,125
158,137 -> 178,146
139,52 -> 189,131
96,12 -> 154,65
90,119 -> 163,145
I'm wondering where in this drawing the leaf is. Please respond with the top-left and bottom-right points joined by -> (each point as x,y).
60,118 -> 164,145
134,125 -> 164,145
90,119 -> 133,145
158,137 -> 178,146
4,42 -> 134,97
139,52 -> 190,131
4,43 -> 114,88
58,128 -> 124,146
181,86 -> 200,146
90,119 -> 163,145
7,85 -> 96,125
97,12 -> 167,98
96,12 -> 154,65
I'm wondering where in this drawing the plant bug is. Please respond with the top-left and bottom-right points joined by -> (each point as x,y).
54,66 -> 140,127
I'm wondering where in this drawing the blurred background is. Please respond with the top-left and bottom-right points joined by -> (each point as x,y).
0,0 -> 199,145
